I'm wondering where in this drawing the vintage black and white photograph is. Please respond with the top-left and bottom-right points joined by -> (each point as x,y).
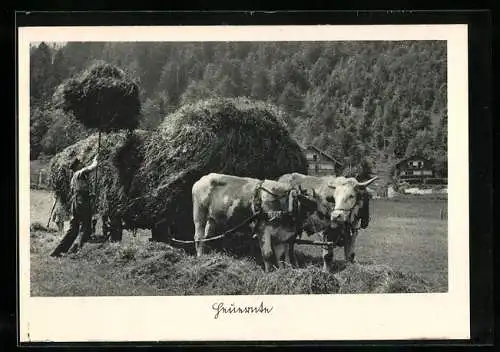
19,25 -> 469,342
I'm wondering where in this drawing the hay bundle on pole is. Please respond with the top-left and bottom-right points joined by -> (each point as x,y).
124,97 -> 308,244
54,62 -> 141,133
52,62 -> 141,240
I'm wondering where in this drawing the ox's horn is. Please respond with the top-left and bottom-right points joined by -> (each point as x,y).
356,176 -> 378,188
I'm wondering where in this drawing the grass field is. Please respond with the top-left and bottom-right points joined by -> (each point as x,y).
296,198 -> 448,292
28,189 -> 447,296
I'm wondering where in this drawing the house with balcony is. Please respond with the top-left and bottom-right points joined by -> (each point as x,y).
393,155 -> 438,185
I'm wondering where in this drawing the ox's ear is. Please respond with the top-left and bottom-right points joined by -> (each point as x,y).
355,176 -> 378,189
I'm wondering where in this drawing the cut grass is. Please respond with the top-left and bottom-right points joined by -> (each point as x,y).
29,189 -> 446,296
31,230 -> 431,296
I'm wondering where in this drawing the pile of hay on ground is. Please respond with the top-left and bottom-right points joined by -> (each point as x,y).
48,130 -> 148,221
335,263 -> 431,293
123,97 -> 307,235
122,245 -> 431,295
127,250 -> 341,295
31,225 -> 432,295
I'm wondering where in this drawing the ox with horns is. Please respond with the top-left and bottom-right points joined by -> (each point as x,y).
278,173 -> 377,272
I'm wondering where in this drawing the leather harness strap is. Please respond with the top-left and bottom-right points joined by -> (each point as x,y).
250,181 -> 307,245
253,181 -> 297,221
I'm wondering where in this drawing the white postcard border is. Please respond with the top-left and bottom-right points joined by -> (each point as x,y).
18,24 -> 469,342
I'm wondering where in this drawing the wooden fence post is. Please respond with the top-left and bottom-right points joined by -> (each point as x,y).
439,207 -> 447,220
37,169 -> 48,189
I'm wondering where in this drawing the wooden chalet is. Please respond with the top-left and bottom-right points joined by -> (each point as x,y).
393,155 -> 440,185
301,145 -> 343,176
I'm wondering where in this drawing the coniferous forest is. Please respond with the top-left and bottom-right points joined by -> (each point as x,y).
29,41 -> 447,179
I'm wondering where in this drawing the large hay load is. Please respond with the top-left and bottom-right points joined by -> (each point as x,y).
124,97 -> 308,245
49,97 -> 307,250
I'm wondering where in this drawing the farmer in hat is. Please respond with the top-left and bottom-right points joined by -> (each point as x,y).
50,154 -> 100,257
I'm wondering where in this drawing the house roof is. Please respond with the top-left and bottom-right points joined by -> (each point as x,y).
301,144 -> 343,167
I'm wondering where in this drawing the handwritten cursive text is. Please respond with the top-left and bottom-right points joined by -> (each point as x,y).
211,301 -> 273,319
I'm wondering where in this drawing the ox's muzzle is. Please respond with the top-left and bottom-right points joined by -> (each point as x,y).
330,209 -> 350,226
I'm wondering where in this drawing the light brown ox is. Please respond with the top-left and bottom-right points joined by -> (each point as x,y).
192,173 -> 317,272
